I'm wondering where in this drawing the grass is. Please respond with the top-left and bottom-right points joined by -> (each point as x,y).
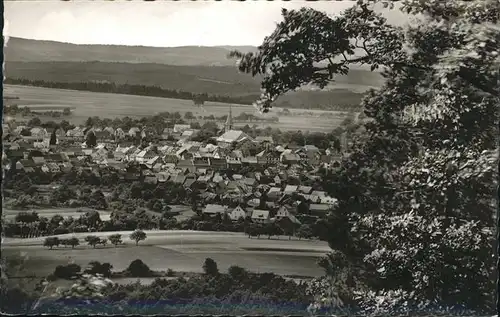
2,243 -> 325,278
3,231 -> 329,277
4,84 -> 346,132
3,208 -> 112,222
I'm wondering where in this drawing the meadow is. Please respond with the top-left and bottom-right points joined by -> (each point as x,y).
4,84 -> 347,132
2,230 -> 329,277
2,208 -> 112,222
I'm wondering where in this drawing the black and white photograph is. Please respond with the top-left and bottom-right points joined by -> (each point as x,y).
1,0 -> 498,315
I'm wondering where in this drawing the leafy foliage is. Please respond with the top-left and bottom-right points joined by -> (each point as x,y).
202,258 -> 219,276
108,234 -> 123,247
129,230 -> 147,246
54,264 -> 82,280
233,0 -> 498,314
126,259 -> 153,278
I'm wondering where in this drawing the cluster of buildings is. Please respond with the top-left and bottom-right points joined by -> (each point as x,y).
3,111 -> 342,224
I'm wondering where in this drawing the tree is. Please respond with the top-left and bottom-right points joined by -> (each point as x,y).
15,211 -> 39,224
126,259 -> 152,277
228,265 -> 248,281
108,234 -> 123,247
184,111 -> 195,120
202,258 -> 219,276
53,264 -> 81,280
129,230 -> 147,246
50,214 -> 64,226
84,261 -> 113,278
85,130 -> 97,148
296,224 -> 313,240
43,237 -> 60,249
84,235 -> 101,248
67,237 -> 80,249
49,129 -> 57,145
231,0 -> 498,313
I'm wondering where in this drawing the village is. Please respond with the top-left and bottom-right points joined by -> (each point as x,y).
2,105 -> 347,239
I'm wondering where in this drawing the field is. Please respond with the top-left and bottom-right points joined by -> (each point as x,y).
4,84 -> 347,132
2,230 -> 330,277
2,208 -> 112,222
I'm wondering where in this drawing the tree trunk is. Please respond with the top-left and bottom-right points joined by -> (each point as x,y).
136,241 -> 139,246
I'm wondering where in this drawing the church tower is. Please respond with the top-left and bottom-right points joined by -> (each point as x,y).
224,104 -> 233,133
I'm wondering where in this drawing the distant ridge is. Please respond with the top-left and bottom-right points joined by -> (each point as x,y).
4,37 -> 258,66
4,37 -> 385,110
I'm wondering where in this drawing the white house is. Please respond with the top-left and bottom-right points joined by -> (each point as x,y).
276,206 -> 301,225
135,149 -> 157,163
202,204 -> 227,216
227,205 -> 250,221
30,127 -> 49,140
251,209 -> 270,224
115,128 -> 126,140
216,130 -> 253,146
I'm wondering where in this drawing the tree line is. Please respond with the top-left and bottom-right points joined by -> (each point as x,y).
5,77 -> 362,111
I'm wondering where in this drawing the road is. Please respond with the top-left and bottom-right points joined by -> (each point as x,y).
2,230 -> 331,277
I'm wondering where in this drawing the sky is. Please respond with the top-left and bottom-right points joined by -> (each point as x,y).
4,0 -> 409,47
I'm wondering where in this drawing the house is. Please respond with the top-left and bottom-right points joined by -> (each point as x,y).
156,172 -> 170,182
309,204 -> 332,216
180,129 -> 199,140
173,124 -> 191,134
209,157 -> 226,170
241,156 -> 258,165
144,176 -> 158,184
66,127 -> 85,138
284,185 -> 299,195
256,150 -> 280,165
114,146 -> 134,160
46,153 -> 65,163
255,136 -> 274,144
298,186 -> 313,195
251,209 -> 271,224
114,128 -> 126,140
297,145 -> 320,154
146,156 -> 161,167
172,174 -> 187,185
128,127 -> 141,137
47,162 -> 61,173
242,178 -> 257,187
32,156 -> 46,166
202,204 -> 227,216
276,206 -> 301,225
227,205 -> 250,221
95,129 -> 113,141
216,130 -> 253,146
30,127 -> 49,140
281,152 -> 301,164
136,149 -> 157,163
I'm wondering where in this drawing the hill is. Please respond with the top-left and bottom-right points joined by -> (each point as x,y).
4,37 -> 385,110
4,37 -> 257,66
5,61 -> 383,97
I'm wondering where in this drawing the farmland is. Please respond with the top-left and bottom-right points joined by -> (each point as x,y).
4,84 -> 348,132
2,230 -> 329,277
2,208 -> 112,222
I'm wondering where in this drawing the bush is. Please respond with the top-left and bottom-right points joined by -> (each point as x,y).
166,268 -> 175,277
202,258 -> 219,276
53,227 -> 70,235
46,274 -> 57,282
53,264 -> 81,280
228,265 -> 248,281
43,237 -> 60,249
84,261 -> 113,277
126,259 -> 153,277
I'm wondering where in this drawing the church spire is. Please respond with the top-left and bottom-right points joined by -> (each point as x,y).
225,104 -> 233,132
